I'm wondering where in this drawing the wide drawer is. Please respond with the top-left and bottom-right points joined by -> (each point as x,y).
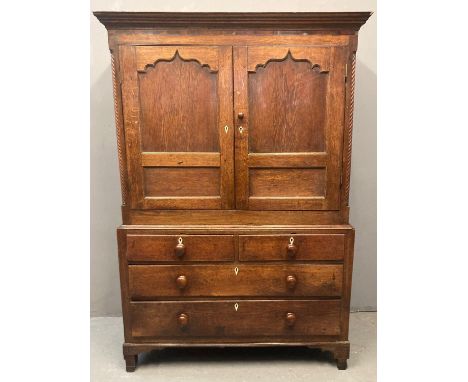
126,234 -> 235,262
130,300 -> 341,339
129,264 -> 343,298
239,234 -> 345,261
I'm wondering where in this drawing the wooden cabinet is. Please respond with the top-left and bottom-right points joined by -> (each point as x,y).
95,11 -> 371,372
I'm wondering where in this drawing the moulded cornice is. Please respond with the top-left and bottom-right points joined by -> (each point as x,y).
94,12 -> 372,32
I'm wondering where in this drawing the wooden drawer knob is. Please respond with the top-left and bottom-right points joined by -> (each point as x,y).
237,112 -> 244,119
175,237 -> 185,258
177,313 -> 189,329
287,237 -> 297,258
286,275 -> 297,290
176,275 -> 188,290
286,312 -> 296,327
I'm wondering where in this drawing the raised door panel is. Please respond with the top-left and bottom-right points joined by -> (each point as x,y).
119,45 -> 234,209
234,46 -> 347,210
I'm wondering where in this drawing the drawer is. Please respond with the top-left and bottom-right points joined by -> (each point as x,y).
239,234 -> 345,261
130,300 -> 341,339
126,234 -> 235,262
129,264 -> 343,298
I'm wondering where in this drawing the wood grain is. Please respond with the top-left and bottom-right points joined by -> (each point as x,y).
94,12 -> 372,31
141,152 -> 220,167
248,153 -> 328,168
130,300 -> 341,338
239,234 -> 345,261
129,264 -> 343,298
126,234 -> 235,262
249,168 -> 326,197
248,51 -> 327,153
136,46 -> 219,72
143,167 -> 220,197
96,11 -> 370,371
111,49 -> 128,206
138,52 -> 219,153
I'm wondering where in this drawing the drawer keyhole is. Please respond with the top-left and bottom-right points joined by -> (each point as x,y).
234,267 -> 239,275
234,303 -> 239,311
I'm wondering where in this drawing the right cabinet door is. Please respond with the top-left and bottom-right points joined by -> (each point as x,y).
234,46 -> 347,210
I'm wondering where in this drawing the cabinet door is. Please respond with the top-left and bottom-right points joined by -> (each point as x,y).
119,45 -> 233,209
234,46 -> 346,210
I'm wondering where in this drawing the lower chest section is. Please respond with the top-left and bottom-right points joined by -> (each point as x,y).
118,226 -> 354,343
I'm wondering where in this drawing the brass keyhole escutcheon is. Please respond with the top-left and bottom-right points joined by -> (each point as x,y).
234,303 -> 239,311
287,237 -> 297,258
175,237 -> 185,258
234,266 -> 239,275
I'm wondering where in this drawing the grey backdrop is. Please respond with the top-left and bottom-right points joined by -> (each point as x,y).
91,0 -> 376,316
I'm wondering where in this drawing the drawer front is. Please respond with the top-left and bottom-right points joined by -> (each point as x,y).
126,235 -> 235,262
239,234 -> 345,261
130,300 -> 341,339
129,264 -> 343,298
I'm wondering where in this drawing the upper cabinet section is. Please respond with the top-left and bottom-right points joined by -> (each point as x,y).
95,12 -> 371,213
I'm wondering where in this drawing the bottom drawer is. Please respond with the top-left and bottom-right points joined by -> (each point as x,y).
130,300 -> 341,339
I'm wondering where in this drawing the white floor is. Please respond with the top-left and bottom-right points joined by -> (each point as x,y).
91,312 -> 376,382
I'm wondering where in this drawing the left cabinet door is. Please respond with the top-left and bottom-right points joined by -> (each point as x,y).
119,45 -> 234,209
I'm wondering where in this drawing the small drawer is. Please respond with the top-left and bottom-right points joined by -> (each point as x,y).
130,300 -> 341,339
239,234 -> 345,261
126,235 -> 235,262
128,264 -> 343,298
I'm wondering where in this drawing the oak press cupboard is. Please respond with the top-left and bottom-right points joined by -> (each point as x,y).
94,11 -> 371,372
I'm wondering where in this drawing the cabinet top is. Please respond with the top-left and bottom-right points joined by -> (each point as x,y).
93,12 -> 372,32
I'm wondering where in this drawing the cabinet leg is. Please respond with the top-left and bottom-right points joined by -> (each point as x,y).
336,358 -> 347,370
124,354 -> 138,372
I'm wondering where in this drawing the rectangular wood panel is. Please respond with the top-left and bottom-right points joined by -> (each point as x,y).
249,168 -> 326,197
248,153 -> 328,168
130,300 -> 341,338
239,234 -> 345,261
126,234 -> 235,262
143,168 -> 220,197
129,264 -> 343,298
141,152 -> 220,167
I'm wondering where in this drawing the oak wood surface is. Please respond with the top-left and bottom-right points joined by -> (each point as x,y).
119,45 -> 234,210
126,234 -> 235,262
123,209 -> 349,225
249,168 -> 326,197
239,234 -> 345,261
143,167 -> 220,197
128,264 -> 343,298
130,300 -> 341,339
95,10 -> 370,371
94,12 -> 371,31
141,152 -> 220,167
233,45 -> 346,211
138,51 -> 219,153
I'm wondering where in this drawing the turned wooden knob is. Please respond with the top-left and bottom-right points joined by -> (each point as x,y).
286,312 -> 296,327
175,237 -> 185,258
177,313 -> 189,329
176,275 -> 188,290
237,112 -> 244,119
286,275 -> 297,290
287,237 -> 297,258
